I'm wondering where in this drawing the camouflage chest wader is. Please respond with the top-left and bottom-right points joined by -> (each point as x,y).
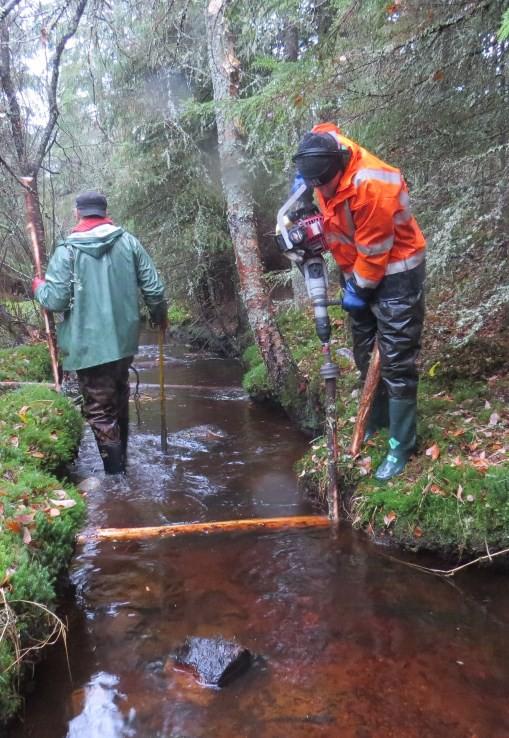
77,356 -> 132,474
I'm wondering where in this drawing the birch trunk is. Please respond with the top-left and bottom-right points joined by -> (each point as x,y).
205,0 -> 316,429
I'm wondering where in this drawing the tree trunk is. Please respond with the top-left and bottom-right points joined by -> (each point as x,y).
205,0 -> 317,430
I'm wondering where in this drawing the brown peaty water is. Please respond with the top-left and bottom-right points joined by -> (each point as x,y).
7,334 -> 509,738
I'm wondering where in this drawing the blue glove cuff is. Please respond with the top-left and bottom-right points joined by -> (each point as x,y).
342,280 -> 369,312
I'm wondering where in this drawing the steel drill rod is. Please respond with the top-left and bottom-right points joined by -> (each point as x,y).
324,375 -> 339,521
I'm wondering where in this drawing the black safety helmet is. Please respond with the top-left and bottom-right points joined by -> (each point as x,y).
292,132 -> 350,187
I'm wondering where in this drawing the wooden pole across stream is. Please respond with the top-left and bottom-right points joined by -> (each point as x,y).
77,515 -> 330,544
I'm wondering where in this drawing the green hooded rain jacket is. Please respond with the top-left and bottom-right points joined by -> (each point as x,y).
35,224 -> 166,371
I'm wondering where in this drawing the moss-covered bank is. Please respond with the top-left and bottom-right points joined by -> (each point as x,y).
0,345 -> 84,724
243,306 -> 509,558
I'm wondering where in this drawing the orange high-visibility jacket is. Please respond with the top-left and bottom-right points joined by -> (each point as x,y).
312,123 -> 426,289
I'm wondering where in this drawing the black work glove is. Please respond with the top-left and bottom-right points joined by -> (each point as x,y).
149,301 -> 168,331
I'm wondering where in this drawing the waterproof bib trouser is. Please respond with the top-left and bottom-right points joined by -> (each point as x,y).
309,123 -> 426,482
349,263 -> 425,480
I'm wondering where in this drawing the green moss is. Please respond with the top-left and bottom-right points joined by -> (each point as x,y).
242,362 -> 274,401
0,385 -> 83,472
0,641 -> 20,725
167,302 -> 192,325
241,344 -> 262,369
355,465 -> 509,553
0,382 -> 85,724
0,343 -> 52,383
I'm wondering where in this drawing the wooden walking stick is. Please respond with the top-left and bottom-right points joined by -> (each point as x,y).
158,325 -> 168,452
350,341 -> 382,457
20,177 -> 60,391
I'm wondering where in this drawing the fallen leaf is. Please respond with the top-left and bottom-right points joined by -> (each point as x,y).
357,456 -> 372,476
49,498 -> 76,509
6,519 -> 21,533
449,428 -> 465,437
30,450 -> 45,459
22,526 -> 31,545
9,435 -> 19,448
456,484 -> 463,501
430,484 -> 446,496
383,511 -> 397,527
51,490 -> 68,499
49,508 -> 60,517
428,361 -> 441,377
413,526 -> 423,538
484,400 -> 491,410
15,513 -> 35,525
50,432 -> 58,441
18,405 -> 30,422
472,457 -> 489,473
0,567 -> 16,587
489,412 -> 500,427
425,443 -> 440,461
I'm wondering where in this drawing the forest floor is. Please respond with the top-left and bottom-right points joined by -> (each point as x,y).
243,305 -> 509,558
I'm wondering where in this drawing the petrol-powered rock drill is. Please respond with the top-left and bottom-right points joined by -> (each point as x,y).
275,182 -> 340,520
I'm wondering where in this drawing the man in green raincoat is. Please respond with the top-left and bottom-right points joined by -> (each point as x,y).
33,190 -> 167,474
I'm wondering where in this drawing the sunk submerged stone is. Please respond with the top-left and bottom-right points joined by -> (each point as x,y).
77,476 -> 102,493
173,637 -> 252,687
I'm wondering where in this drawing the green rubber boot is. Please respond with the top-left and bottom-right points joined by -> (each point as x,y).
364,384 -> 389,442
375,397 -> 417,481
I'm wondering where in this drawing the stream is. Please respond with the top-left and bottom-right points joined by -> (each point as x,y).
7,334 -> 509,738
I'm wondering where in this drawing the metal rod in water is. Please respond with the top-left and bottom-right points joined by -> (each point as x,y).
324,376 -> 339,521
158,327 -> 168,452
320,344 -> 340,522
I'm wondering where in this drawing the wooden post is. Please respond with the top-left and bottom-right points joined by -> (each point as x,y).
20,176 -> 60,391
350,342 -> 382,457
77,515 -> 330,544
158,327 -> 168,452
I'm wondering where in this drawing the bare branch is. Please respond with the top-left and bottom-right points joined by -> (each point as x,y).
35,0 -> 89,168
0,0 -> 21,22
0,20 -> 25,164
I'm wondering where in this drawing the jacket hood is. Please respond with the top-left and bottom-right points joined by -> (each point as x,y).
65,224 -> 124,257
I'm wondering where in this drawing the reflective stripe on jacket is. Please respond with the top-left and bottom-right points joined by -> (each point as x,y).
312,122 -> 426,288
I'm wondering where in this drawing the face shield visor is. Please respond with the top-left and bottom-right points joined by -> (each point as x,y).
292,151 -> 344,188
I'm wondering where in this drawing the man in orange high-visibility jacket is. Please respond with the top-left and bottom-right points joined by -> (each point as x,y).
293,123 -> 426,481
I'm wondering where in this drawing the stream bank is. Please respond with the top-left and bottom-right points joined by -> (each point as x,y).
0,372 -> 84,723
242,306 -> 509,556
6,333 -> 509,738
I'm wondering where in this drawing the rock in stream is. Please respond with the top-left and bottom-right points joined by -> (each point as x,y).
173,637 -> 252,687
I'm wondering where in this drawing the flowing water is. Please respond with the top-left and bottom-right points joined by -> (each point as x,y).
7,335 -> 509,738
